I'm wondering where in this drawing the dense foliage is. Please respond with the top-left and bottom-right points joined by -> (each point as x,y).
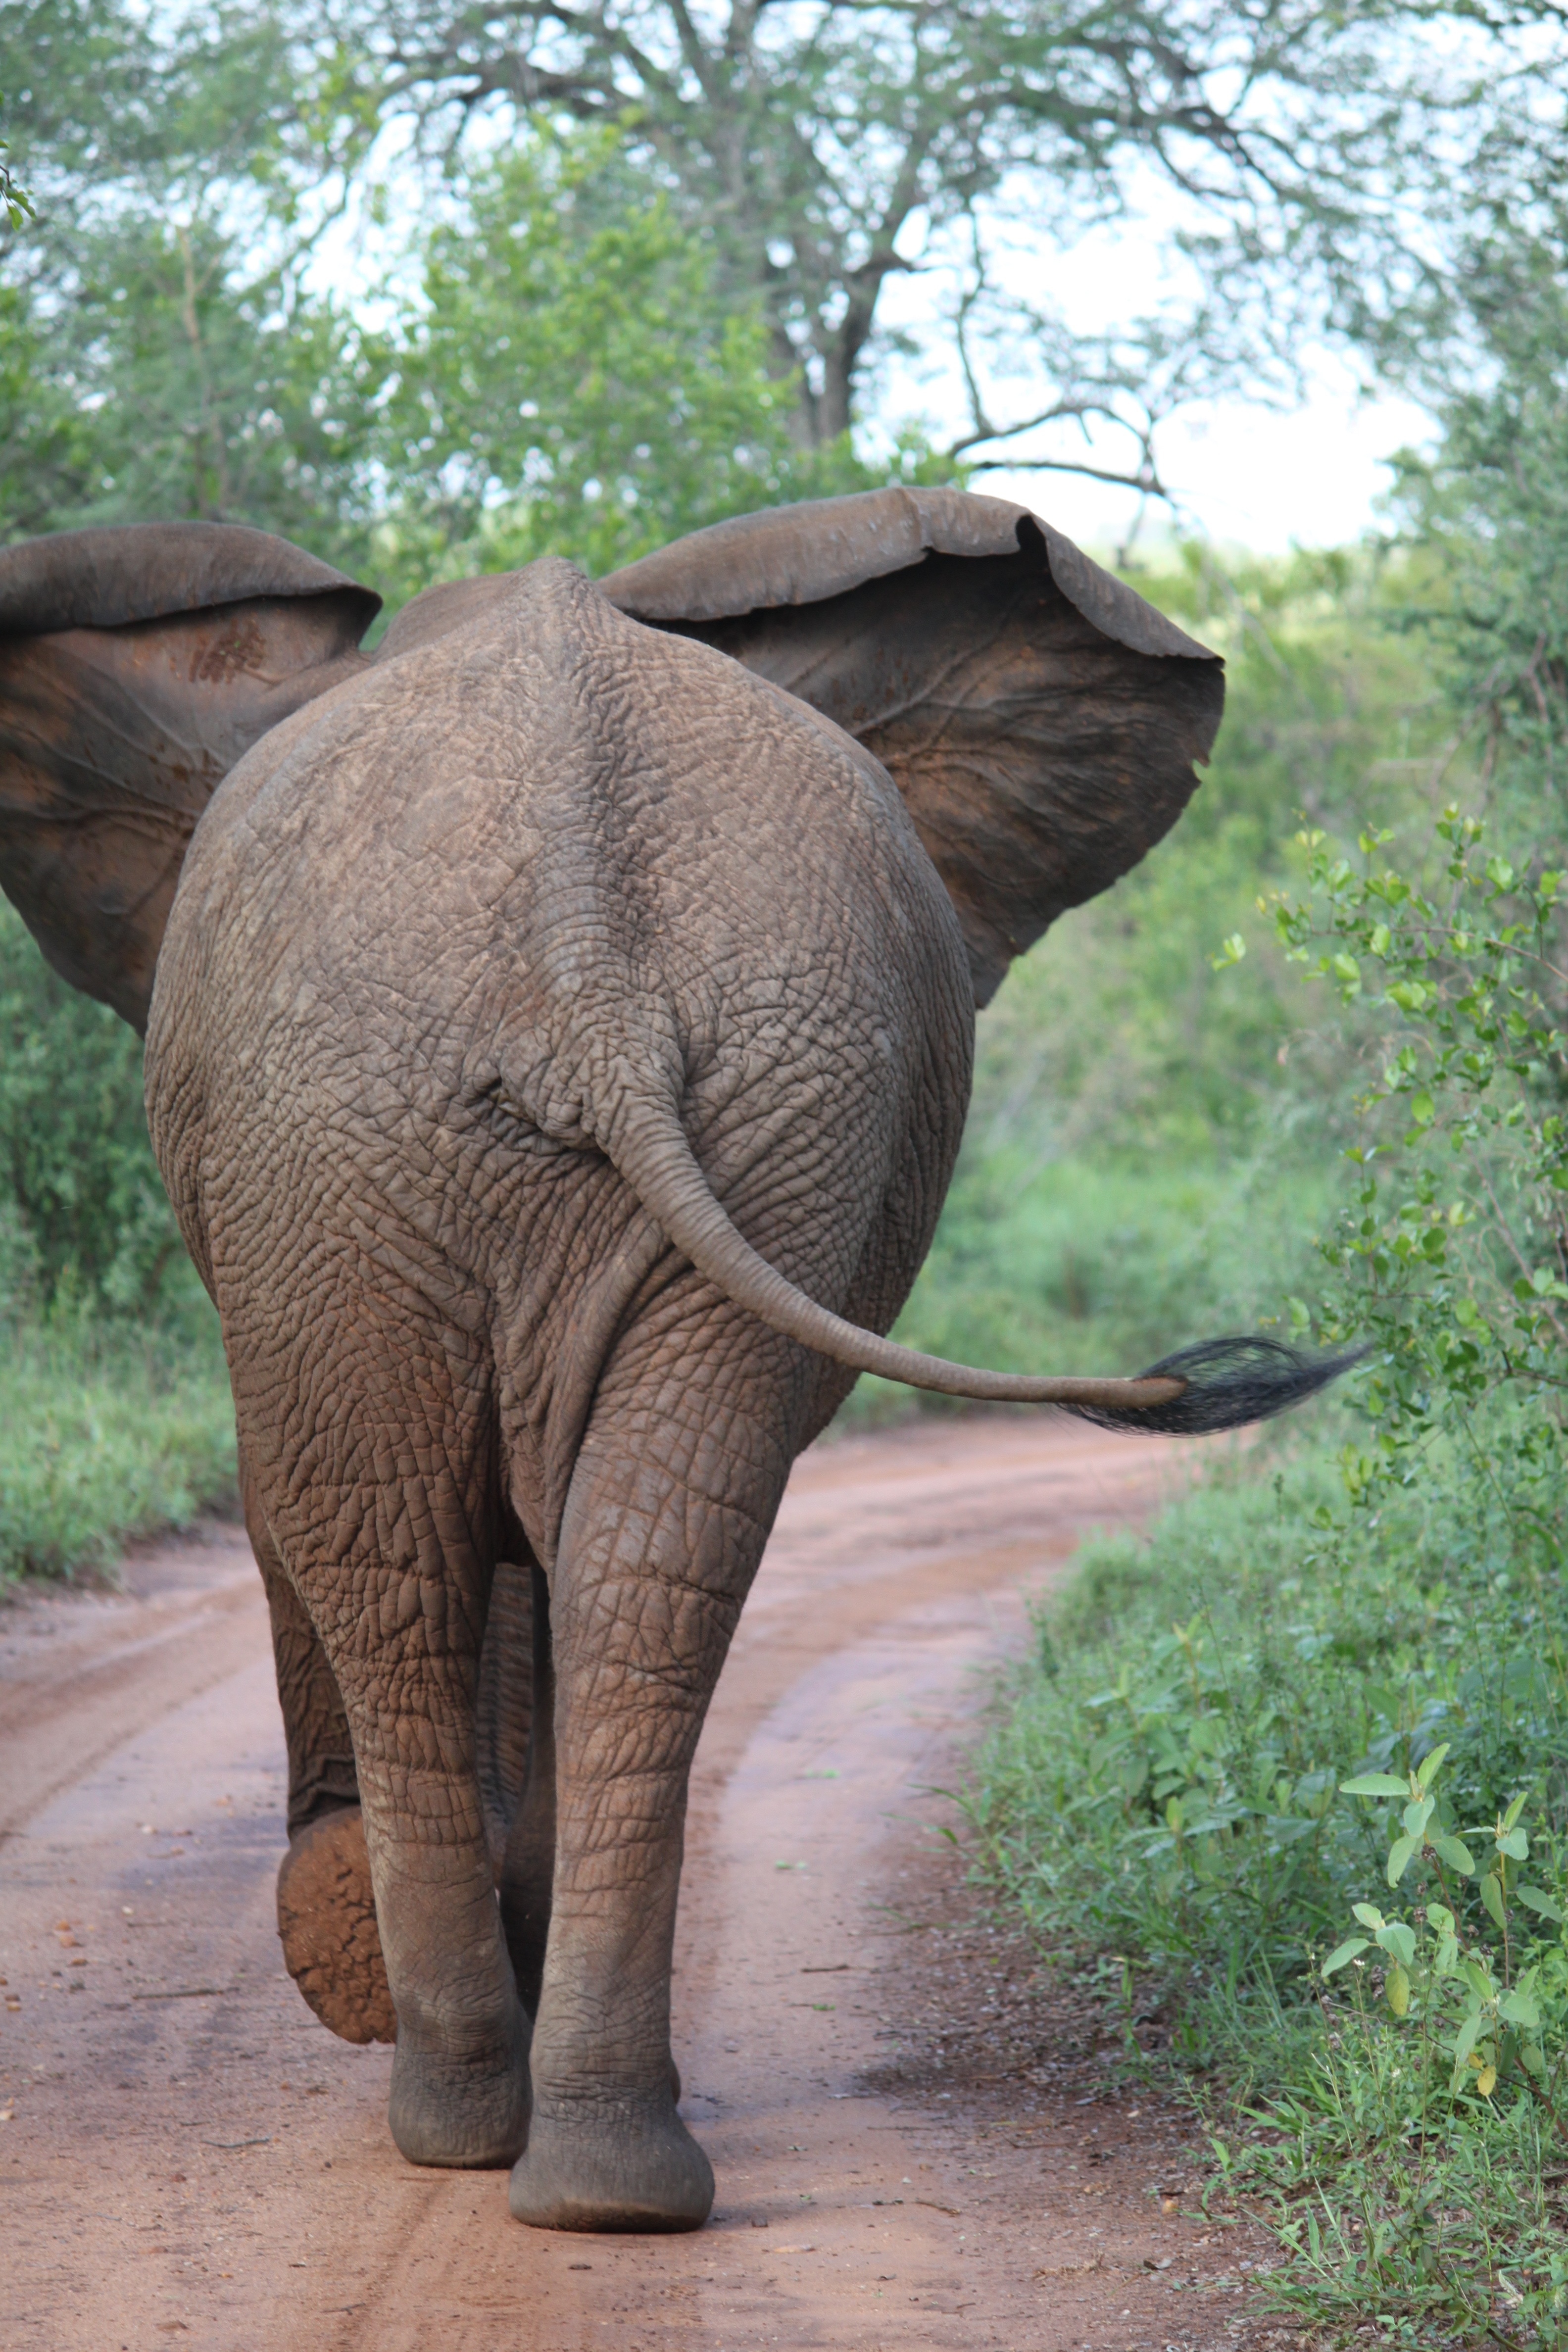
14,0 -> 1557,491
969,763 -> 1568,2339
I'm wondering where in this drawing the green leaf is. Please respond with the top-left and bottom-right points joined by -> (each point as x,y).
1500,1990 -> 1541,2030
1503,1793 -> 1528,1833
1453,2010 -> 1485,2071
1515,1885 -> 1564,1923
1520,2042 -> 1547,2078
1376,1922 -> 1417,1968
1387,1834 -> 1420,1887
1342,1774 -> 1410,1799
1323,1937 -> 1371,1977
1352,1903 -> 1386,1930
1416,1744 -> 1451,1790
1402,1795 -> 1434,1839
1499,1827 -> 1529,1862
1479,1873 -> 1507,1929
1429,1834 -> 1475,1876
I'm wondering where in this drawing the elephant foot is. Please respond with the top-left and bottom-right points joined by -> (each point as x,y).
508,2094 -> 714,2232
276,1806 -> 395,2045
389,2006 -> 532,2169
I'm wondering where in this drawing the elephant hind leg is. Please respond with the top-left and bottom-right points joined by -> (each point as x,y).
279,1543 -> 535,2051
246,1465 -> 359,1837
508,1300 -> 806,2233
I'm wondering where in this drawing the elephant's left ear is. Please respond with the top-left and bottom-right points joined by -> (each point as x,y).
600,489 -> 1224,1006
0,522 -> 381,1031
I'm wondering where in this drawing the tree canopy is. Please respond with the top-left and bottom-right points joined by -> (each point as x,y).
9,0 -> 1568,533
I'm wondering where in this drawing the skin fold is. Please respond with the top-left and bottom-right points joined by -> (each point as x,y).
145,559 -> 973,2228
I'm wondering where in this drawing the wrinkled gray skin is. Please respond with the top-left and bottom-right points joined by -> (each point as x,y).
147,561 -> 970,2228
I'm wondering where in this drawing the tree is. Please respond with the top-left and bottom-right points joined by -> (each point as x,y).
0,902 -> 182,1309
0,210 -> 382,550
0,27 -> 947,574
340,0 -> 1561,487
368,122 -> 946,590
1,114 -> 33,228
1380,191 -> 1568,845
11,1 -> 1568,513
0,1 -> 390,548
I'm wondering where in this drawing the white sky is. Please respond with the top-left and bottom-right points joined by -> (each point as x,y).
869,158 -> 1440,558
975,369 -> 1436,558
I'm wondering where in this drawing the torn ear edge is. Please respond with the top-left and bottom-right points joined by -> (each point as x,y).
0,523 -> 381,1031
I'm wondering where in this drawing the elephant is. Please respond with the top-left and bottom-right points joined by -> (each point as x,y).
0,488 -> 1353,2231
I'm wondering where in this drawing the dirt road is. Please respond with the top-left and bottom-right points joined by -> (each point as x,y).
2,1417 -> 1264,2351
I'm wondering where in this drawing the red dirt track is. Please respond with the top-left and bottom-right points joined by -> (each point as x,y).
1,1417 -> 1270,2351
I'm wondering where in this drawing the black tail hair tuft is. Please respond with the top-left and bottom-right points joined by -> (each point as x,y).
1068,1333 -> 1369,1436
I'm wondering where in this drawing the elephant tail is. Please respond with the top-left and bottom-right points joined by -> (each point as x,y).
611,1106 -> 1363,1432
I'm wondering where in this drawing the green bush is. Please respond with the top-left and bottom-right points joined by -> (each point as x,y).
972,811 -> 1568,2345
0,1314 -> 237,1584
0,909 -> 237,1579
973,1434 -> 1566,1989
0,902 -> 183,1314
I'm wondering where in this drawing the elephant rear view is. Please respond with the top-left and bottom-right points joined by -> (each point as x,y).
0,494 -> 1357,2233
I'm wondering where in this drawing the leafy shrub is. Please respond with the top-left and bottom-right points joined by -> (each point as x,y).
0,903 -> 184,1313
1231,1754 -> 1568,2345
0,1316 -> 237,1584
973,807 -> 1568,2346
0,914 -> 236,1577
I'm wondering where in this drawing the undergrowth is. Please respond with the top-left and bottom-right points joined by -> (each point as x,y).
970,1436 -> 1568,2347
0,1305 -> 237,1584
971,815 -> 1568,2347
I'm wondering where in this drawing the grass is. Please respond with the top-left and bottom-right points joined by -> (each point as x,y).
0,1301 -> 237,1584
967,1422 -> 1568,2348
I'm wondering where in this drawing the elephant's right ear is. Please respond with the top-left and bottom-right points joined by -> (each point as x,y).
0,523 -> 381,1032
601,489 -> 1224,1006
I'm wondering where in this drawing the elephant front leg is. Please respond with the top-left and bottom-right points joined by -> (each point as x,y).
508,1350 -> 792,2232
246,1477 -> 398,2046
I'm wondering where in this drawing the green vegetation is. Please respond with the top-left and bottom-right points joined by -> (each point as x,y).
0,904 -> 238,1582
969,805 -> 1568,2340
0,1311 -> 237,1580
973,1445 -> 1568,2342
